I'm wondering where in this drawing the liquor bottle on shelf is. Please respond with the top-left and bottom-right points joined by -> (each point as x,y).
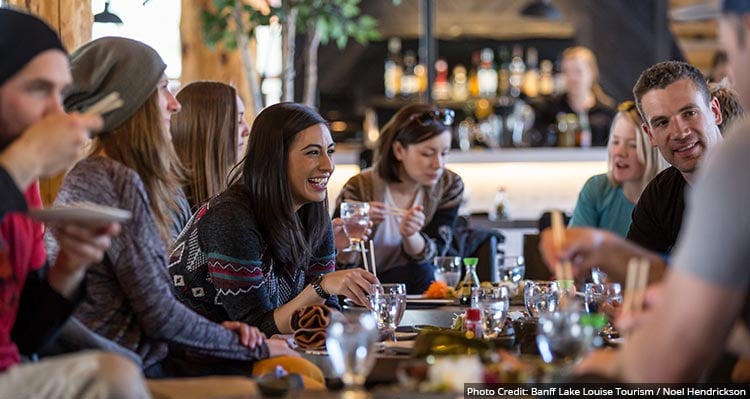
384,37 -> 403,98
577,112 -> 592,148
415,61 -> 428,96
400,50 -> 419,98
477,48 -> 498,98
497,46 -> 511,98
522,47 -> 540,98
451,64 -> 469,102
433,59 -> 451,101
539,59 -> 555,97
508,44 -> 526,98
468,51 -> 480,98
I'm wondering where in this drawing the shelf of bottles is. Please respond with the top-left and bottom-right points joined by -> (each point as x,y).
379,38 -> 591,150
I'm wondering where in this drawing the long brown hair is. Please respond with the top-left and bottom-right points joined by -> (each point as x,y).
171,81 -> 239,209
90,91 -> 188,247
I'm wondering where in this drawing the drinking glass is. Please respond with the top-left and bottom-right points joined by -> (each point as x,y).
326,312 -> 379,390
472,285 -> 510,338
340,201 -> 370,252
524,280 -> 561,318
536,308 -> 598,366
369,290 -> 406,341
583,282 -> 622,314
591,267 -> 609,285
433,256 -> 462,288
496,255 -> 526,284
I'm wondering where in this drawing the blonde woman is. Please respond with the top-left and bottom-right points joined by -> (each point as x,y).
171,81 -> 251,210
535,46 -> 616,146
569,100 -> 663,237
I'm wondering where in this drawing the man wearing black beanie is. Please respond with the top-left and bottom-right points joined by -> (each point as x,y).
0,8 -> 149,398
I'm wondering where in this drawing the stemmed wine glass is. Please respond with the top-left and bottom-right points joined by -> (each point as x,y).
326,312 -> 379,390
472,285 -> 510,338
340,201 -> 370,252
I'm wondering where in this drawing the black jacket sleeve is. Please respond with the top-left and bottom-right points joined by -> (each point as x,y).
0,166 -> 27,219
10,267 -> 78,355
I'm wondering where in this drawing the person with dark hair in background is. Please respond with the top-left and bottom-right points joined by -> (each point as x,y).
0,8 -> 148,398
710,79 -> 745,134
334,103 -> 464,294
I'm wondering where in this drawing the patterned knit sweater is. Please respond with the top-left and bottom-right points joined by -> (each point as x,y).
46,156 -> 269,369
168,184 -> 339,337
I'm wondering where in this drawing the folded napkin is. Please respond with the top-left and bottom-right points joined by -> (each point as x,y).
291,304 -> 335,350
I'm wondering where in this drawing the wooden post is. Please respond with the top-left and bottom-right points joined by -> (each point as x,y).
7,0 -> 92,206
180,0 -> 253,112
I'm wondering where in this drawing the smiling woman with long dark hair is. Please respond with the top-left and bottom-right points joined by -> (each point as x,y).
170,102 -> 377,336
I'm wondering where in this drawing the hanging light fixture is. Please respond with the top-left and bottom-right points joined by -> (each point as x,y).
94,1 -> 123,24
520,0 -> 562,21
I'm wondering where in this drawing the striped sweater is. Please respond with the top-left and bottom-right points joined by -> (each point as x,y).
46,156 -> 268,369
168,184 -> 339,336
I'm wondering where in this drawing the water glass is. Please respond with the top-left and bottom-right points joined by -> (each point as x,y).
472,286 -> 510,338
524,280 -> 561,318
591,267 -> 609,285
326,312 -> 379,389
340,201 -> 370,252
496,255 -> 526,284
536,308 -> 598,366
369,291 -> 406,340
583,282 -> 622,314
370,283 -> 407,296
433,256 -> 462,288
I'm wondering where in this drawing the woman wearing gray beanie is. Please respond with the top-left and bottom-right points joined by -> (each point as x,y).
46,37 -> 321,382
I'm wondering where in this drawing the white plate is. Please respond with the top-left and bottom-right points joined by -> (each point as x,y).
28,203 -> 132,225
405,295 -> 454,305
394,331 -> 418,340
382,340 -> 414,354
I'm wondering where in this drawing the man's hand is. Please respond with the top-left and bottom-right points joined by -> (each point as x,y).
49,221 -> 120,298
0,112 -> 102,191
222,321 -> 266,349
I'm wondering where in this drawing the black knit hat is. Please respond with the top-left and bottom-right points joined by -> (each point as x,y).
65,37 -> 166,133
0,8 -> 66,86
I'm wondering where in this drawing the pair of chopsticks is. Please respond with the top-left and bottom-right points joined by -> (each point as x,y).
361,240 -> 378,278
82,92 -> 123,137
550,210 -> 574,290
621,257 -> 650,318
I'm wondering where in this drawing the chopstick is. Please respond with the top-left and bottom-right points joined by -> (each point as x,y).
621,257 -> 650,318
83,92 -> 123,117
369,240 -> 378,278
550,210 -> 574,291
360,241 -> 370,274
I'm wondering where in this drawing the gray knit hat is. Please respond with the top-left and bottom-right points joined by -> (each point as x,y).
64,37 -> 166,133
